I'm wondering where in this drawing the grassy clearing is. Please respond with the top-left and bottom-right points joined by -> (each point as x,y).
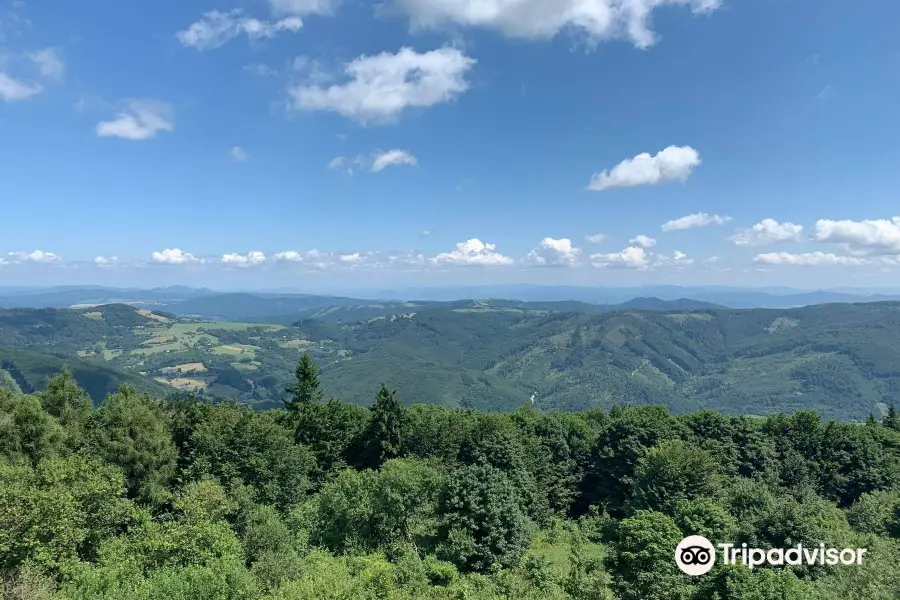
279,339 -> 311,349
232,361 -> 261,371
103,349 -> 122,360
161,362 -> 207,374
76,350 -> 97,357
156,376 -> 210,391
137,309 -> 170,323
212,344 -> 258,357
83,312 -> 104,321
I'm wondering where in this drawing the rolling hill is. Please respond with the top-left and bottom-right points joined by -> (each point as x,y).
2,300 -> 899,420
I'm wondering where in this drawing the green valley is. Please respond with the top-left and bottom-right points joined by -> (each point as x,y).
2,299 -> 900,420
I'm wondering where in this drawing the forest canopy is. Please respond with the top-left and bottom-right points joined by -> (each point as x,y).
2,357 -> 900,599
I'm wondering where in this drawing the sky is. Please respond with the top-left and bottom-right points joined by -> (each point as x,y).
1,0 -> 899,291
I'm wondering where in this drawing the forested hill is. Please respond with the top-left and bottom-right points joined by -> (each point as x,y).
2,367 -> 900,598
2,301 -> 900,421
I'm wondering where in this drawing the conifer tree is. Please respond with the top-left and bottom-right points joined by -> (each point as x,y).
285,353 -> 324,412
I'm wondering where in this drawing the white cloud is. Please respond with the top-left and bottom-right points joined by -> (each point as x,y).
151,248 -> 199,265
272,251 -> 305,262
221,251 -> 266,267
590,246 -> 648,269
421,229 -> 432,237
729,219 -> 803,246
25,47 -> 63,80
0,72 -> 40,102
653,250 -> 693,268
661,212 -> 732,232
585,233 -> 606,244
94,256 -> 119,267
527,237 -> 582,267
289,46 -> 475,125
327,156 -> 347,171
813,217 -> 900,256
629,234 -> 656,248
588,145 -> 701,191
753,252 -> 869,267
268,0 -> 340,16
340,252 -> 363,263
389,0 -> 720,49
8,250 -> 60,263
231,146 -> 250,162
702,256 -> 719,264
432,238 -> 513,266
96,100 -> 173,141
370,149 -> 417,172
177,10 -> 302,51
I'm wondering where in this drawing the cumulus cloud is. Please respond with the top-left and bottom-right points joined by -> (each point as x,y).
588,145 -> 701,191
629,234 -> 656,248
370,149 -> 417,172
177,10 -> 302,50
289,46 -> 476,124
661,212 -> 732,232
753,252 -> 868,267
590,246 -> 648,269
527,238 -> 582,267
388,0 -> 720,49
432,238 -> 513,266
8,250 -> 60,263
585,233 -> 606,244
25,48 -> 64,80
813,217 -> 900,256
151,248 -> 199,265
653,250 -> 693,268
94,256 -> 119,267
729,219 -> 804,246
221,251 -> 266,267
96,100 -> 173,141
231,146 -> 250,162
340,252 -> 363,263
0,72 -> 40,102
272,251 -> 306,262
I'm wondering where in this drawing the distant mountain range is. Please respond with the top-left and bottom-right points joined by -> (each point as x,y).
3,285 -> 900,316
3,300 -> 900,421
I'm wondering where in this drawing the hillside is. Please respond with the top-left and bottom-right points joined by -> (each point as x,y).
1,300 -> 899,419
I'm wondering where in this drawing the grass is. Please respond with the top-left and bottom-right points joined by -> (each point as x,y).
161,362 -> 207,374
232,361 -> 261,371
137,309 -> 170,323
83,312 -> 104,321
155,376 -> 210,391
279,339 -> 311,349
212,344 -> 258,357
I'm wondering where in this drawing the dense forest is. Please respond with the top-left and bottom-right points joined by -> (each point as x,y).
5,301 -> 900,420
3,355 -> 900,599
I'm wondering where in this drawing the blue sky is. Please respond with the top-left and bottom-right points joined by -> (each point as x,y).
1,0 -> 899,290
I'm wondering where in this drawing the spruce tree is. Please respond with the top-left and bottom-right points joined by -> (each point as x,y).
285,353 -> 324,412
885,404 -> 900,431
365,383 -> 404,468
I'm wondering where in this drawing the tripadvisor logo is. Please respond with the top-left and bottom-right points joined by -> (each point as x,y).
675,536 -> 868,576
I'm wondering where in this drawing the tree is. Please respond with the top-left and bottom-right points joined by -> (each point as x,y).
285,353 -> 324,412
39,369 -> 92,452
628,439 -> 723,516
605,510 -> 691,600
89,385 -> 178,505
437,464 -> 532,573
361,383 -> 405,469
885,404 -> 900,432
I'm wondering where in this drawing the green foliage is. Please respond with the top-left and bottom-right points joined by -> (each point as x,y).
628,439 -> 723,516
89,386 -> 178,506
284,354 -> 323,412
437,463 -> 532,573
4,363 -> 900,598
605,511 -> 690,600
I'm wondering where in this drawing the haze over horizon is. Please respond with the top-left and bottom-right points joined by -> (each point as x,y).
2,0 -> 898,289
